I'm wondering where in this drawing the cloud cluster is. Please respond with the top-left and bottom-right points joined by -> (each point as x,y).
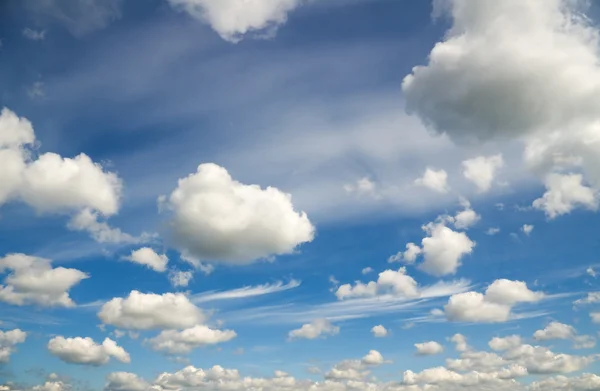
147,325 -> 237,354
402,0 -> 600,217
0,253 -> 88,307
161,163 -> 314,265
288,318 -> 339,340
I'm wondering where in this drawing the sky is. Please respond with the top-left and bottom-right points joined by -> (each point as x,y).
1,0 -> 600,390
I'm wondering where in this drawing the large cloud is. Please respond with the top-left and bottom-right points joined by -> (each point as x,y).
166,0 -> 302,43
98,290 -> 205,330
0,253 -> 88,307
161,163 -> 314,264
47,336 -> 130,366
402,0 -> 600,217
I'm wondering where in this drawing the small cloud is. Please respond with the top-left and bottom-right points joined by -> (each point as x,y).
521,224 -> 534,236
27,82 -> 45,99
23,28 -> 46,41
587,267 -> 597,278
486,227 -> 500,235
361,267 -> 374,275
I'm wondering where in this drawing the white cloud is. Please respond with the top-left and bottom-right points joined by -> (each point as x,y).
288,319 -> 339,340
371,325 -> 388,338
489,335 -> 522,352
23,28 -> 46,40
530,373 -> 600,391
0,253 -> 88,307
0,329 -> 27,363
574,292 -> 600,305
47,336 -> 130,366
104,372 -> 149,391
161,163 -> 314,264
124,248 -> 168,272
591,312 -> 600,324
445,279 -> 544,323
147,325 -> 237,354
344,177 -> 379,198
168,270 -> 193,287
521,224 -> 534,236
166,0 -> 302,43
452,198 -> 481,230
533,173 -> 597,218
335,267 -> 418,300
67,209 -> 144,244
419,222 -> 475,276
415,341 -> 444,356
361,267 -> 373,275
450,334 -> 469,352
573,335 -> 596,350
403,0 -> 600,219
533,321 -> 576,341
387,242 -> 422,264
192,280 -> 300,303
98,290 -> 205,330
587,267 -> 597,278
462,154 -> 504,192
415,168 -> 450,193
361,350 -> 386,365
486,227 -> 501,235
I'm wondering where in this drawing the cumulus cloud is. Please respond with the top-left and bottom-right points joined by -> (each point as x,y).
387,242 -> 422,264
0,328 -> 27,363
419,221 -> 475,276
489,335 -> 522,352
0,253 -> 88,307
68,208 -> 142,244
104,372 -> 149,391
415,168 -> 450,193
0,108 -> 126,241
371,325 -> 388,338
415,341 -> 444,356
160,163 -> 314,265
288,319 -> 339,340
335,267 -> 418,300
445,279 -> 544,323
147,325 -> 236,354
98,290 -> 205,330
124,248 -> 168,272
166,0 -> 302,43
452,198 -> 481,230
403,0 -> 600,218
574,292 -> 600,305
47,336 -> 130,366
462,154 -> 504,192
533,322 -> 576,341
168,270 -> 193,288
344,177 -> 379,198
533,173 -> 597,218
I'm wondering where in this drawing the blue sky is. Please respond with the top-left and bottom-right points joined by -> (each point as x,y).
1,0 -> 600,390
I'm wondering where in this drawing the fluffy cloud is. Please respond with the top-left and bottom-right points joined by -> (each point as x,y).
104,372 -> 150,391
0,253 -> 88,307
0,108 -> 124,239
533,322 -> 576,341
0,328 -> 27,363
168,270 -> 193,288
521,224 -> 534,235
98,290 -> 205,330
403,0 -> 600,218
387,242 -> 422,264
344,177 -> 379,198
371,325 -> 388,338
288,319 -> 339,340
574,292 -> 600,305
335,267 -> 418,299
147,325 -> 237,354
166,0 -> 302,43
68,209 -> 141,244
419,222 -> 475,276
124,248 -> 168,272
533,173 -> 597,218
489,335 -> 522,352
590,312 -> 600,324
161,163 -> 314,264
415,168 -> 450,193
462,154 -> 504,192
445,279 -> 544,323
452,199 -> 481,230
47,336 -> 130,366
530,374 -> 600,391
415,341 -> 444,356
450,333 -> 469,352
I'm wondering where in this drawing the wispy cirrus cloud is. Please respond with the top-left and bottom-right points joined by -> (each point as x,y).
192,280 -> 301,304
